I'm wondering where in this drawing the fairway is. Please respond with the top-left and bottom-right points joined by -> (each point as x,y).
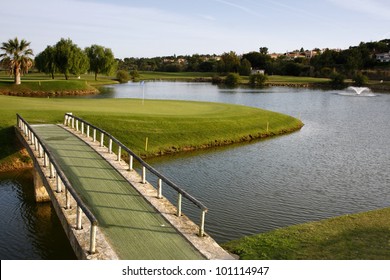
0,95 -> 303,168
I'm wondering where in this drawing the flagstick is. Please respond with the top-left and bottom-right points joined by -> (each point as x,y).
141,81 -> 145,105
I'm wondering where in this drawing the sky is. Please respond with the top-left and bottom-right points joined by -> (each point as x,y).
1,0 -> 390,58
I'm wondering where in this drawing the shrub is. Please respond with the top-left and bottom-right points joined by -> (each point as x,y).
249,73 -> 268,87
116,70 -> 130,83
330,72 -> 346,89
211,75 -> 223,84
225,73 -> 240,87
130,70 -> 140,82
353,73 -> 369,86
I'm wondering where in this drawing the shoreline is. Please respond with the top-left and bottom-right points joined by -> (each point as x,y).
0,89 -> 99,97
0,122 -> 303,173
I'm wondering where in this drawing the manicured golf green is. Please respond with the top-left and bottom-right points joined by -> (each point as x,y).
0,95 -> 303,170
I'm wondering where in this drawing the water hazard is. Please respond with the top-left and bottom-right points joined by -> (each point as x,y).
0,170 -> 76,259
1,82 -> 390,258
99,82 -> 390,243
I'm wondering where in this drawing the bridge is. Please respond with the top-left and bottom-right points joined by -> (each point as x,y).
16,113 -> 233,260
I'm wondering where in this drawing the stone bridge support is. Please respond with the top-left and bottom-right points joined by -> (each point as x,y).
32,168 -> 50,202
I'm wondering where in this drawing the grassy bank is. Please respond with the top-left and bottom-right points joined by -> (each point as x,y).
0,73 -> 118,96
223,207 -> 390,259
139,71 -> 330,85
0,95 -> 303,171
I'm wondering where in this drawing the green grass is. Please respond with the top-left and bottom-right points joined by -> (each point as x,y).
0,73 -> 118,95
267,75 -> 330,84
139,71 -> 215,81
138,71 -> 330,84
223,208 -> 390,259
0,95 -> 303,169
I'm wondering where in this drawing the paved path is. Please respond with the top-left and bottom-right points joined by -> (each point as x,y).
32,124 -> 204,260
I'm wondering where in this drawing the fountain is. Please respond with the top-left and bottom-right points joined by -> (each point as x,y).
338,86 -> 376,96
348,86 -> 370,95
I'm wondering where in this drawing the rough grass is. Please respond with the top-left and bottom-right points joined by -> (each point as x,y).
223,208 -> 390,260
0,95 -> 303,169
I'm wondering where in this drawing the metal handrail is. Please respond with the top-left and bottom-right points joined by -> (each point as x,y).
16,114 -> 99,253
64,113 -> 208,236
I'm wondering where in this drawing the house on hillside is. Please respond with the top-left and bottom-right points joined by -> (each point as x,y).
376,51 -> 390,63
251,68 -> 265,75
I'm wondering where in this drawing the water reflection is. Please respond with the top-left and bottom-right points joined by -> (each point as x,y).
0,170 -> 76,259
96,82 -> 390,243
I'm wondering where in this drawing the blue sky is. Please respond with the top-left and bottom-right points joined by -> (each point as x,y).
1,0 -> 390,58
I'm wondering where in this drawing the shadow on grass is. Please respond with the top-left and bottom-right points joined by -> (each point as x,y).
314,226 -> 390,260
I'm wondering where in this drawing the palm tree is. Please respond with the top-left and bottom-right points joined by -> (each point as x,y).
0,37 -> 33,85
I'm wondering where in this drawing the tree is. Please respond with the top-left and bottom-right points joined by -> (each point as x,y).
35,45 -> 57,79
0,37 -> 33,85
54,38 -> 89,80
85,44 -> 117,80
259,47 -> 268,55
219,51 -> 241,73
239,58 -> 252,76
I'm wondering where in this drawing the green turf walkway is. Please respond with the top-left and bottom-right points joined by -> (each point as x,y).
32,124 -> 204,260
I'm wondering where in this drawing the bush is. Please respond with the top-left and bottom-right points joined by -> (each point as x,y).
116,70 -> 130,83
225,73 -> 240,87
249,73 -> 268,87
130,70 -> 140,82
211,75 -> 223,84
353,73 -> 369,86
330,72 -> 346,89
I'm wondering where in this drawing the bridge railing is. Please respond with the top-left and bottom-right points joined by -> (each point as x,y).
64,113 -> 208,237
16,114 -> 99,254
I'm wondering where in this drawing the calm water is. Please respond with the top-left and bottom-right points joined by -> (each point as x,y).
0,170 -> 76,259
1,82 -> 389,258
101,82 -> 390,243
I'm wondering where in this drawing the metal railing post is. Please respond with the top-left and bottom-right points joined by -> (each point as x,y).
76,205 -> 83,230
177,193 -> 182,217
199,210 -> 206,237
49,161 -> 55,178
129,154 -> 133,171
44,152 -> 48,167
56,176 -> 62,193
65,187 -> 71,209
89,223 -> 97,254
142,166 -> 146,184
108,138 -> 112,153
157,178 -> 162,199
117,146 -> 121,161
100,133 -> 104,147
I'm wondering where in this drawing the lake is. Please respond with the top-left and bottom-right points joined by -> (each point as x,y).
1,82 -> 389,258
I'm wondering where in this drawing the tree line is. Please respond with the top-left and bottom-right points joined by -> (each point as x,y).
2,36 -> 389,86
118,39 -> 390,79
1,37 -> 117,84
35,38 -> 117,80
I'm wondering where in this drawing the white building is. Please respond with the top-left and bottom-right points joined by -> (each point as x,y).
376,51 -> 390,63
